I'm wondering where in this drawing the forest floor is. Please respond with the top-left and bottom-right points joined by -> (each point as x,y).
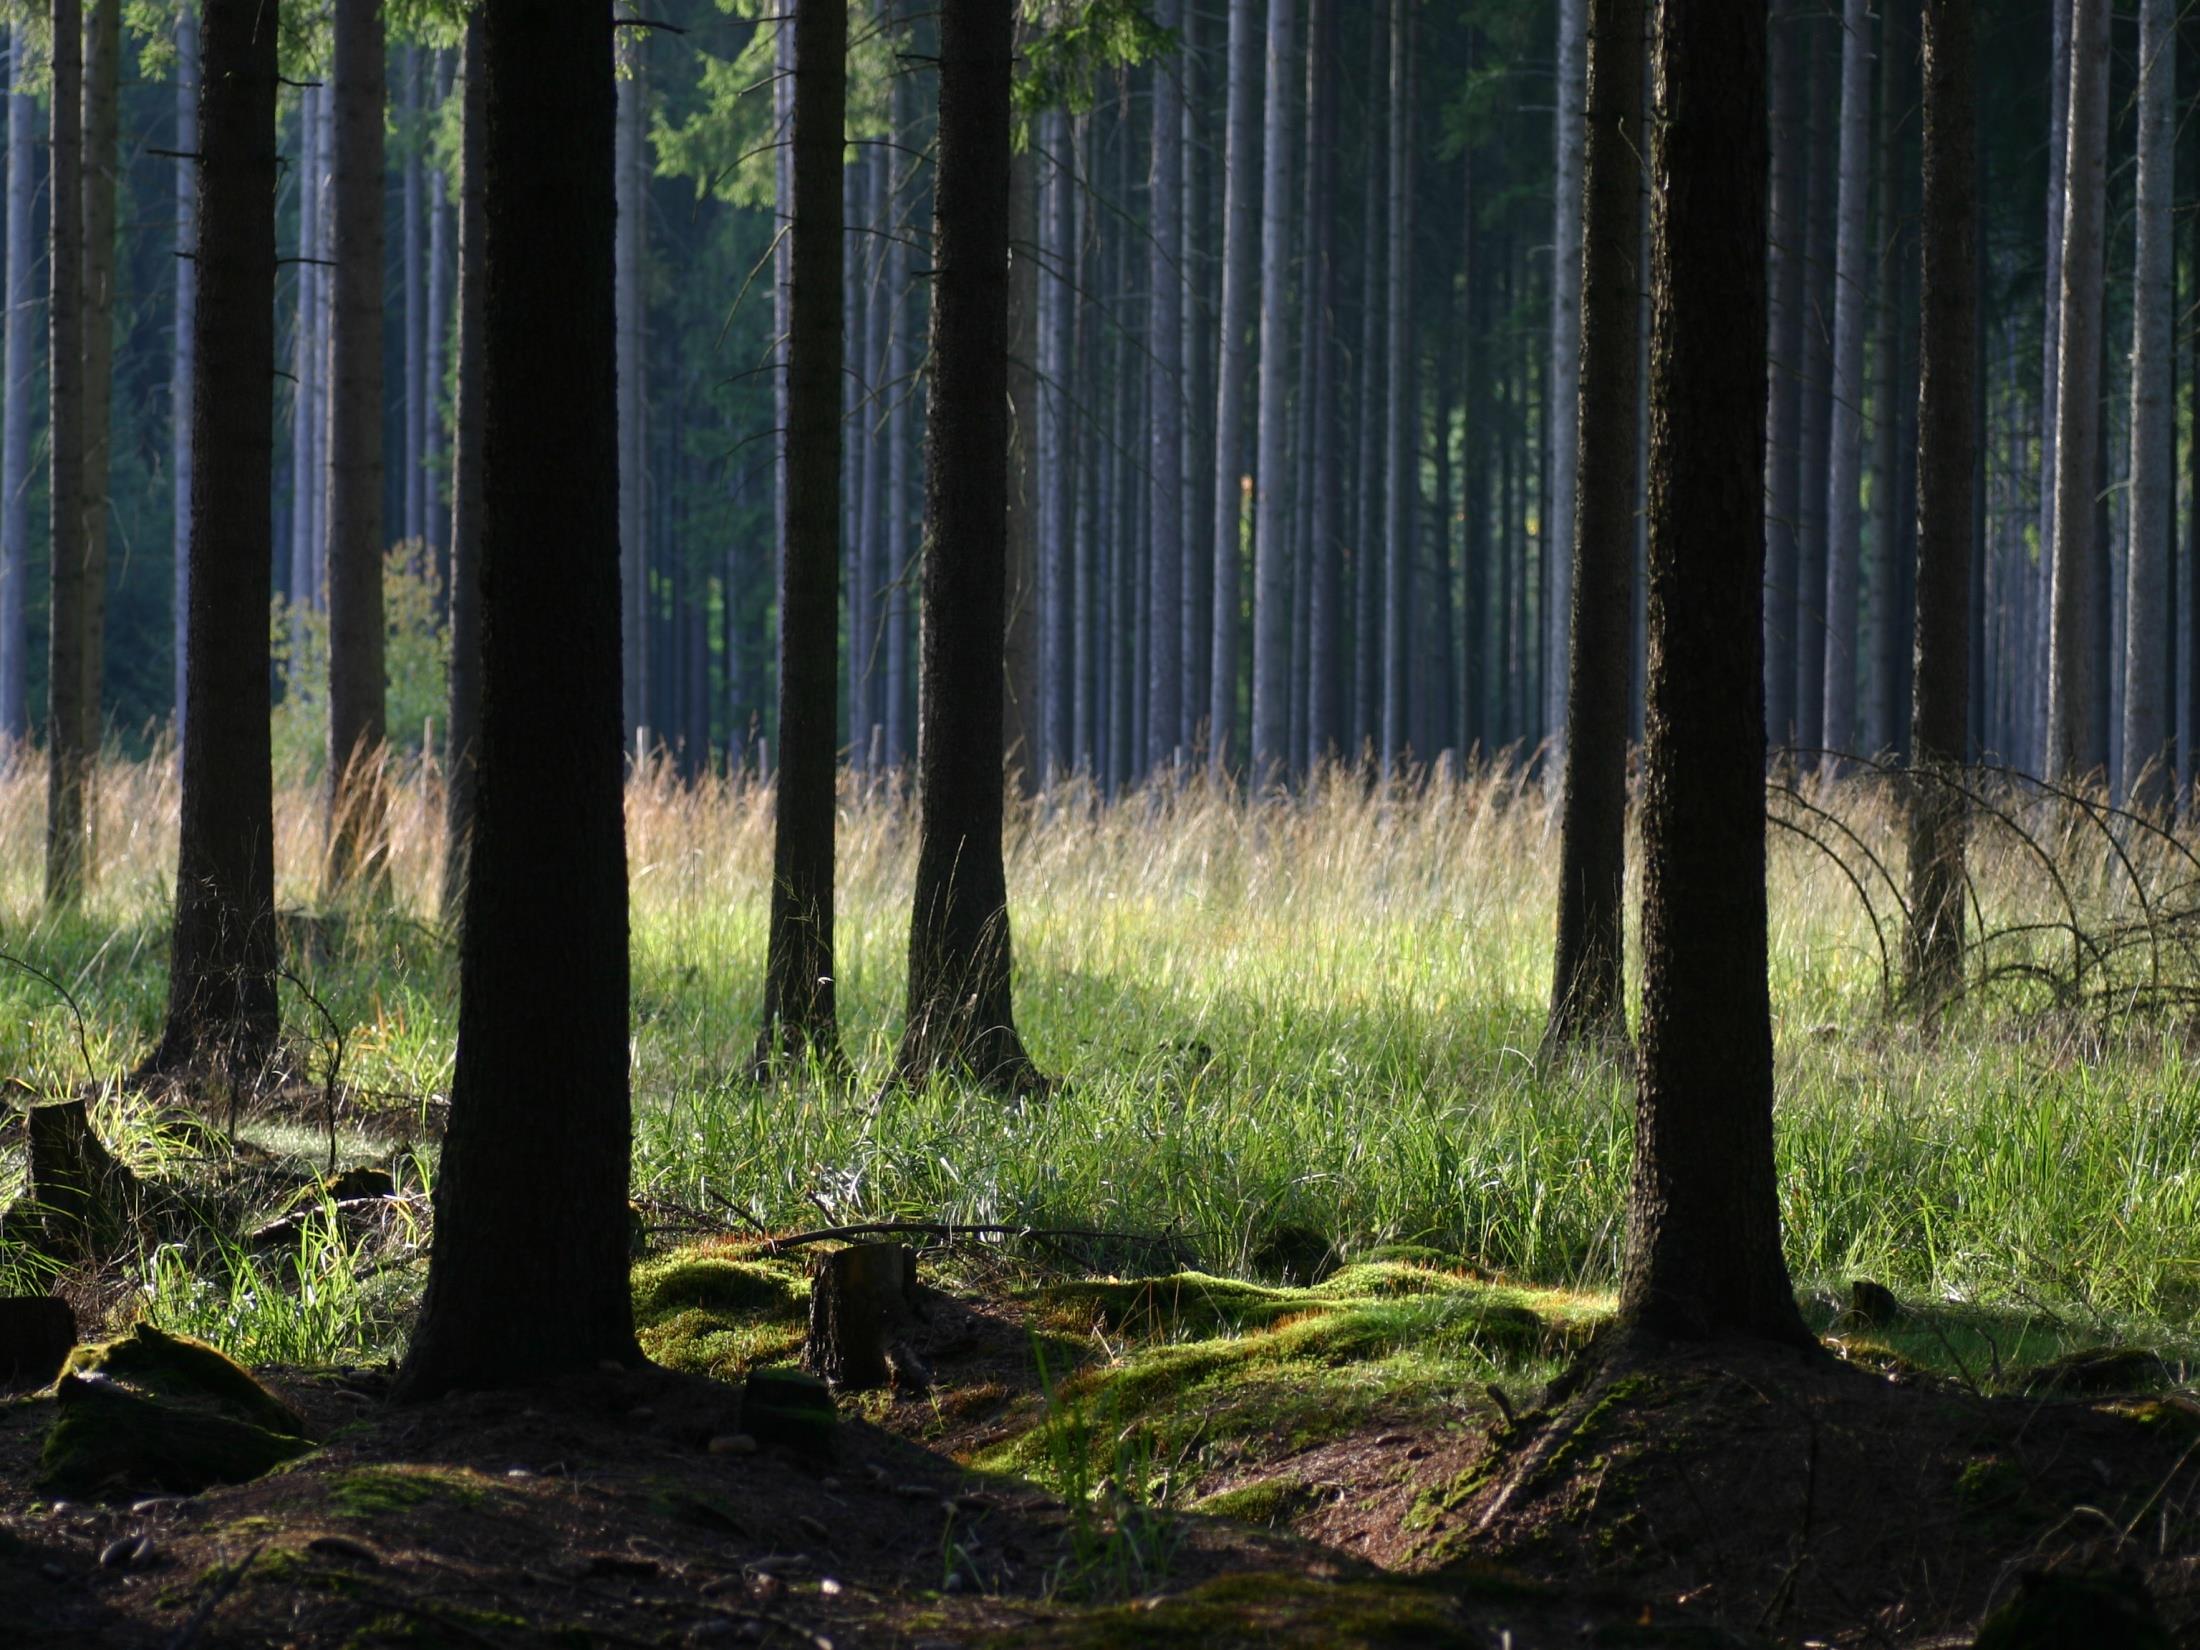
7,762 -> 2200,1644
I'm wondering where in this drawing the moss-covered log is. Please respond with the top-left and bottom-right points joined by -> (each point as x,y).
38,1371 -> 311,1495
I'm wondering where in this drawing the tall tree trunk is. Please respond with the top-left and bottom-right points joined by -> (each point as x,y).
1249,0 -> 1296,781
617,26 -> 647,752
1304,0 -> 1340,770
80,0 -> 118,819
1005,130 -> 1039,791
1622,0 -> 1808,1347
1350,12 -> 1386,759
883,59 -> 914,772
1180,9 -> 1211,751
1,27 -> 35,743
288,87 -> 322,631
1819,0 -> 1870,762
147,0 -> 280,1083
1906,0 -> 1975,1001
398,0 -> 637,1399
443,17 -> 486,921
1040,110 -> 1073,778
2123,0 -> 2175,811
1864,0 -> 1904,756
755,0 -> 845,1073
425,50 -> 451,583
1794,15 -> 1835,757
896,0 -> 1042,1091
402,45 -> 425,547
2047,0 -> 2109,784
172,14 -> 200,745
1546,0 -> 1587,764
1379,0 -> 1413,769
325,0 -> 389,895
45,0 -> 87,904
1207,0 -> 1260,775
1547,0 -> 1644,1050
1146,4 -> 1185,775
1764,0 -> 1803,752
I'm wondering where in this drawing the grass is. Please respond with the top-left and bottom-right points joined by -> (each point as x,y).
0,749 -> 2197,1369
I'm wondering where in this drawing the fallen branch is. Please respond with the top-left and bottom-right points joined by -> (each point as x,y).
751,1219 -> 1184,1256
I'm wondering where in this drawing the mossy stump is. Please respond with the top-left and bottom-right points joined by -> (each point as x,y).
24,1097 -> 140,1259
62,1323 -> 309,1435
804,1242 -> 924,1391
39,1373 -> 312,1496
740,1367 -> 836,1459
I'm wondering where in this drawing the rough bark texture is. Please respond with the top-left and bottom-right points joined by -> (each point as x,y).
81,0 -> 118,816
1864,0 -> 1904,757
1207,0 -> 1259,774
171,13 -> 200,742
894,0 -> 1043,1094
1819,0 -> 1870,761
325,0 -> 389,895
804,1243 -> 919,1391
401,46 -> 425,549
1794,15 -> 1834,757
1304,0 -> 1340,770
442,17 -> 486,921
616,26 -> 647,751
147,0 -> 280,1084
1248,0 -> 1296,782
2047,0 -> 2109,784
2034,0 -> 2071,775
755,0 -> 845,1074
287,86 -> 322,639
1763,0 -> 1803,751
2124,0 -> 2174,811
1,27 -> 35,742
1906,0 -> 1975,1002
45,0 -> 86,904
1145,0 -> 1185,775
396,0 -> 639,1400
1620,0 -> 1809,1345
1546,0 -> 1587,763
1546,0 -> 1644,1051
1379,0 -> 1413,770
1006,135 -> 1040,790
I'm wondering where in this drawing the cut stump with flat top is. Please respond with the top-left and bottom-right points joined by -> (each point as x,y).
25,1098 -> 140,1258
804,1241 -> 924,1391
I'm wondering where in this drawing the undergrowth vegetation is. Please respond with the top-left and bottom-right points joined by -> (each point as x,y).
0,752 -> 2198,1371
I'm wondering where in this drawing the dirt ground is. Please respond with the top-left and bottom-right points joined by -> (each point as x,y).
6,1257 -> 2200,1648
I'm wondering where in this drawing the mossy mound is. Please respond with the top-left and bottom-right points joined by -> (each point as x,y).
38,1372 -> 312,1496
631,1248 -> 809,1382
328,1464 -> 494,1518
989,1572 -> 1500,1648
60,1323 -> 308,1435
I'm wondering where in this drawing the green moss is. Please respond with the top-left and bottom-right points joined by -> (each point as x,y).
987,1573 -> 1492,1648
328,1464 -> 492,1518
38,1373 -> 312,1496
631,1249 -> 809,1381
60,1323 -> 307,1436
1955,1455 -> 2026,1513
1192,1475 -> 1305,1526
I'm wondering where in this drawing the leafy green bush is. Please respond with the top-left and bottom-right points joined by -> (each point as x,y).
271,544 -> 450,783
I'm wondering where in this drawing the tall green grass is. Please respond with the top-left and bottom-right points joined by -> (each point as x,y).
1,750 -> 2197,1358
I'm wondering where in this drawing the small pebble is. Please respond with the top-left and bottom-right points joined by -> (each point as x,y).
818,1475 -> 842,1493
39,1561 -> 65,1583
706,1434 -> 757,1456
306,1535 -> 383,1567
98,1536 -> 148,1571
942,1572 -> 967,1595
795,1513 -> 829,1541
819,1577 -> 843,1596
628,1406 -> 655,1422
892,1483 -> 936,1499
597,1359 -> 626,1375
129,1498 -> 183,1517
505,1468 -> 533,1480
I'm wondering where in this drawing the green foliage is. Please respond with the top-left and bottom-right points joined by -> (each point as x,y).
271,547 -> 450,783
1016,0 -> 1176,128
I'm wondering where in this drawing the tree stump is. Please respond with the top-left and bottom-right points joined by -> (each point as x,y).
0,1296 -> 77,1388
803,1242 -> 926,1391
26,1098 -> 140,1259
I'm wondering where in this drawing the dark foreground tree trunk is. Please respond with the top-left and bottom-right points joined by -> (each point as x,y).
396,0 -> 638,1400
1545,0 -> 1644,1052
146,0 -> 281,1083
1619,0 -> 1809,1345
45,0 -> 86,905
324,0 -> 389,896
1905,0 -> 1975,1002
442,17 -> 486,922
754,0 -> 845,1075
893,0 -> 1045,1095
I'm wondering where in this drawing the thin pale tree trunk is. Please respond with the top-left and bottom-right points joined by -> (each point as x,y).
1820,0 -> 1870,762
443,17 -> 485,921
1304,0 -> 1340,770
1249,0 -> 1295,781
1379,0 -> 1413,769
172,13 -> 200,744
617,25 -> 647,752
45,0 -> 87,903
1,27 -> 35,743
1146,2 -> 1185,775
2124,0 -> 2174,810
1207,0 -> 1260,775
1546,0 -> 1587,765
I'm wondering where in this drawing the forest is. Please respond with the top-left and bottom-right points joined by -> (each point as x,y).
0,0 -> 2197,1645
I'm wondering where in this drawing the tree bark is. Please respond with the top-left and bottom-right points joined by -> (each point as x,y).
1207,0 -> 1260,775
80,0 -> 118,821
287,87 -> 322,636
147,0 -> 280,1083
1547,0 -> 1644,1051
2047,0 -> 2109,784
425,50 -> 451,581
325,0 -> 389,895
1304,0 -> 1341,770
1819,0 -> 1870,762
1246,0 -> 1296,783
1379,0 -> 1413,770
1146,0 -> 1186,776
1864,0 -> 1905,757
443,17 -> 487,922
755,0 -> 845,1074
882,52 -> 914,773
1005,129 -> 1040,791
172,13 -> 200,744
617,25 -> 647,753
1621,0 -> 1809,1345
1794,15 -> 1835,758
45,0 -> 87,904
1906,0 -> 1975,1002
1350,12 -> 1386,760
396,0 -> 639,1401
401,45 -> 426,549
1039,110 -> 1073,779
1,27 -> 35,744
894,0 -> 1043,1093
2123,0 -> 2174,811
1546,0 -> 1587,765
1763,0 -> 1803,752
